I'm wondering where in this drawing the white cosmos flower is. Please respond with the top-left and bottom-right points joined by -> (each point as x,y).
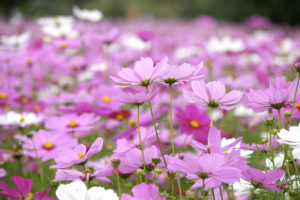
206,36 -> 244,53
121,34 -> 151,51
1,32 -> 30,48
73,6 -> 103,23
0,111 -> 42,127
56,181 -> 119,200
277,124 -> 300,147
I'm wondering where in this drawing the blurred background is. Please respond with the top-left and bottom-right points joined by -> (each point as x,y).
1,0 -> 300,25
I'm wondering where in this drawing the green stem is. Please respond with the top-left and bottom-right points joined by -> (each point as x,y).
249,188 -> 255,200
290,74 -> 300,125
223,184 -> 231,200
148,99 -> 168,168
169,84 -> 175,156
210,108 -> 213,127
277,109 -> 284,130
169,84 -> 183,200
115,167 -> 121,197
211,188 -> 215,200
219,186 -> 224,200
137,105 -> 148,183
170,178 -> 174,200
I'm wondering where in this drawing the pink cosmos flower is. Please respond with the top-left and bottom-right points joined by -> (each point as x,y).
191,126 -> 242,154
168,153 -> 242,190
184,80 -> 243,110
175,104 -> 210,143
119,87 -> 159,105
161,62 -> 204,85
45,113 -> 99,134
118,146 -> 159,174
51,137 -> 103,169
91,85 -> 122,111
113,126 -> 156,157
240,165 -> 286,192
0,176 -> 52,200
111,57 -> 169,87
55,166 -> 113,184
121,183 -> 165,200
16,130 -> 77,161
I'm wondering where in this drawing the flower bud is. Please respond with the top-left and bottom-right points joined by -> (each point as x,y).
111,157 -> 120,167
152,156 -> 161,165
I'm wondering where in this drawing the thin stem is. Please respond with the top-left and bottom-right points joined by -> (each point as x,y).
137,105 -> 148,183
249,188 -> 255,200
223,184 -> 231,200
202,179 -> 206,200
148,99 -> 168,168
169,84 -> 175,156
169,84 -> 183,200
219,186 -> 224,200
277,109 -> 284,130
115,167 -> 121,197
290,74 -> 300,125
211,188 -> 216,200
170,178 -> 174,200
210,108 -> 213,127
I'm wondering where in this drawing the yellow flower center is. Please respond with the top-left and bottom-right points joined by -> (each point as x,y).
26,57 -> 32,64
0,93 -> 7,99
20,116 -> 25,122
105,160 -> 110,165
73,133 -> 80,138
116,114 -> 124,120
77,153 -> 85,159
21,97 -> 28,104
43,141 -> 54,150
25,192 -> 33,200
83,168 -> 92,174
102,95 -> 111,103
4,103 -> 11,110
68,120 -> 78,128
128,119 -> 136,128
34,106 -> 41,112
190,120 -> 200,128
60,43 -> 68,49
297,101 -> 300,110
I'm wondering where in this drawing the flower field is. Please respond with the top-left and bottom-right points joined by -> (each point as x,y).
1,7 -> 300,200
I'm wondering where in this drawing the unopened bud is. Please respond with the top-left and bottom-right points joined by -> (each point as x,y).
111,158 -> 120,167
152,156 -> 161,165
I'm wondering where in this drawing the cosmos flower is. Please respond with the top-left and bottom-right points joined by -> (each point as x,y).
119,87 -> 159,105
73,6 -> 103,23
239,165 -> 286,192
111,57 -> 169,87
0,111 -> 42,127
121,183 -> 165,200
184,80 -> 243,110
15,130 -> 78,161
161,62 -> 204,85
175,104 -> 210,143
0,176 -> 52,200
191,126 -> 242,154
51,137 -> 103,169
168,153 -> 242,190
45,114 -> 99,134
56,181 -> 118,200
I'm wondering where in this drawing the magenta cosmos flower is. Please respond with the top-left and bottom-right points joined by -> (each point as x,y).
184,80 -> 243,110
45,113 -> 99,134
121,183 -> 165,200
16,130 -> 77,161
51,137 -> 103,169
175,104 -> 210,143
240,165 -> 286,192
111,57 -> 169,87
0,176 -> 52,200
168,153 -> 241,190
